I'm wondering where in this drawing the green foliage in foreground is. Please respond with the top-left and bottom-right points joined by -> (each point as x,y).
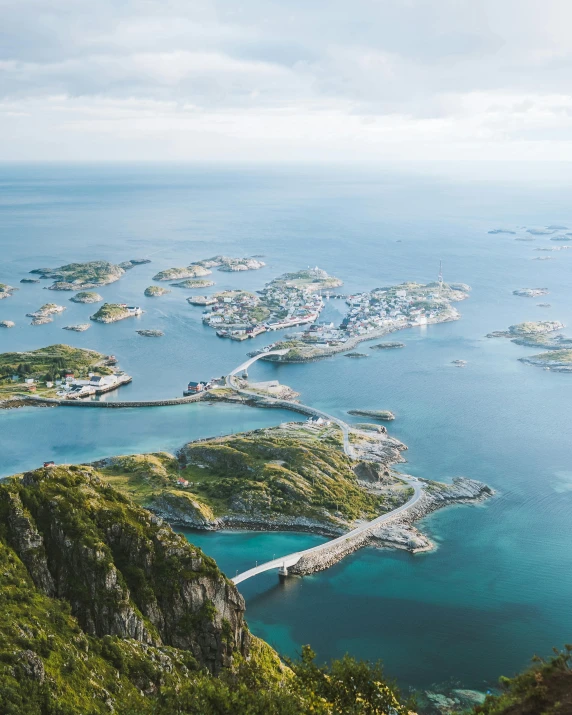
475,646 -> 572,715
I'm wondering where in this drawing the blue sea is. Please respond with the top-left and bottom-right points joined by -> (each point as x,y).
1,162 -> 572,692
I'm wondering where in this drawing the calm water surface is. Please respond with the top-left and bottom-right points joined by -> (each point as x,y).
1,163 -> 571,690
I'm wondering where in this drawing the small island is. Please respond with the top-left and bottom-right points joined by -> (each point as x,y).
19,278 -> 39,284
0,283 -> 17,299
520,349 -> 572,372
0,320 -> 15,328
118,258 -> 151,269
370,341 -> 405,349
513,288 -> 548,298
487,321 -> 565,339
348,409 -> 395,421
31,261 -> 125,290
144,286 -> 171,297
488,228 -> 516,235
70,291 -> 103,304
152,265 -> 211,281
136,329 -> 164,337
90,303 -> 143,323
345,352 -> 368,358
193,255 -> 266,272
26,303 -> 66,325
171,278 -> 216,288
63,324 -> 91,332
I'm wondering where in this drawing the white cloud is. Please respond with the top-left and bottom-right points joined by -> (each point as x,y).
1,0 -> 572,160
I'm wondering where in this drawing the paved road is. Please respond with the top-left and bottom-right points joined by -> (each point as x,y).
232,476 -> 423,585
225,350 -> 353,456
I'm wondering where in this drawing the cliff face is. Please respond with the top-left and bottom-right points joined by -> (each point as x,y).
0,465 -> 249,673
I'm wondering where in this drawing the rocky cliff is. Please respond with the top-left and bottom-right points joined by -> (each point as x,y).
0,465 -> 249,674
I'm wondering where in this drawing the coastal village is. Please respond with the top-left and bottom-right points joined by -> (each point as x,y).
198,267 -> 339,340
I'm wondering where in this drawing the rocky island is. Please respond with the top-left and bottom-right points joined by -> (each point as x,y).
348,409 -> 395,421
171,278 -> 216,288
513,288 -> 548,298
31,261 -> 125,290
370,341 -> 405,349
144,285 -> 171,297
118,258 -> 151,269
0,283 -> 17,299
90,303 -> 143,323
70,291 -> 103,303
0,320 -> 15,328
136,329 -> 164,337
63,323 -> 91,332
345,352 -> 369,358
26,303 -> 66,325
487,321 -> 565,340
152,265 -> 212,281
194,255 -> 265,272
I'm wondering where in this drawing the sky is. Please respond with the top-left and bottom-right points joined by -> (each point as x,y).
1,0 -> 572,162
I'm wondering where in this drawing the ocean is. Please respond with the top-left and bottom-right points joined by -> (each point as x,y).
1,162 -> 571,691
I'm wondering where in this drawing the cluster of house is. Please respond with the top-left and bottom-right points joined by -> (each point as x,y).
56,372 -> 132,399
183,376 -> 225,395
202,285 -> 325,342
338,287 -> 446,338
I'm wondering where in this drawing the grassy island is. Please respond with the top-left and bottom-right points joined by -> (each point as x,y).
90,303 -> 142,323
70,291 -> 103,303
144,285 -> 171,297
171,278 -> 216,288
193,255 -> 265,272
31,261 -> 125,290
153,265 -> 211,281
270,267 -> 343,292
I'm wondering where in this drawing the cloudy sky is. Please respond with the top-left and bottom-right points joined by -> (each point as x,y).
1,0 -> 571,161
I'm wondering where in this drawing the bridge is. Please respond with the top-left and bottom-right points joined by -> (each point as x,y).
225,350 -> 353,457
232,475 -> 423,584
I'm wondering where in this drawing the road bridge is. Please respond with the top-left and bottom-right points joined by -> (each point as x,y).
232,476 -> 423,585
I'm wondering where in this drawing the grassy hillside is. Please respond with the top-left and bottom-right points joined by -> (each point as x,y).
96,424 -> 407,528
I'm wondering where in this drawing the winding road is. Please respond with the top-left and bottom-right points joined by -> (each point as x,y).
225,351 -> 424,585
225,350 -> 353,456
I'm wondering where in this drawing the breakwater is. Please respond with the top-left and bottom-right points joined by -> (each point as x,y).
14,394 -> 205,408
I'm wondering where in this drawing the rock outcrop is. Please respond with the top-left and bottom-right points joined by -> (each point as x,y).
0,465 -> 249,673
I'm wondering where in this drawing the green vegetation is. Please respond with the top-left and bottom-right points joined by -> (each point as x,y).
90,303 -> 138,323
70,291 -> 103,303
348,410 -> 395,421
0,344 -> 105,398
31,261 -> 125,289
98,425 -> 393,526
476,646 -> 572,715
171,278 -> 216,288
0,464 -> 415,714
153,266 -> 211,281
527,349 -> 572,364
270,268 -> 343,292
144,285 -> 171,297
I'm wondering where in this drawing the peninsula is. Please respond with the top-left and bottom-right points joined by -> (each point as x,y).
31,261 -> 125,290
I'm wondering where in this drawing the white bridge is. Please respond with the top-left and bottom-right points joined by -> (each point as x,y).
232,476 -> 422,585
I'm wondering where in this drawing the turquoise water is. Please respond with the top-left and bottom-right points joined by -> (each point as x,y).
1,163 -> 572,690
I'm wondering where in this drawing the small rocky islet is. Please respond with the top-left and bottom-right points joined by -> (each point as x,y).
348,409 -> 396,421
0,283 -> 17,299
136,329 -> 164,337
63,323 -> 91,332
70,291 -> 103,304
26,303 -> 66,325
144,285 -> 170,297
